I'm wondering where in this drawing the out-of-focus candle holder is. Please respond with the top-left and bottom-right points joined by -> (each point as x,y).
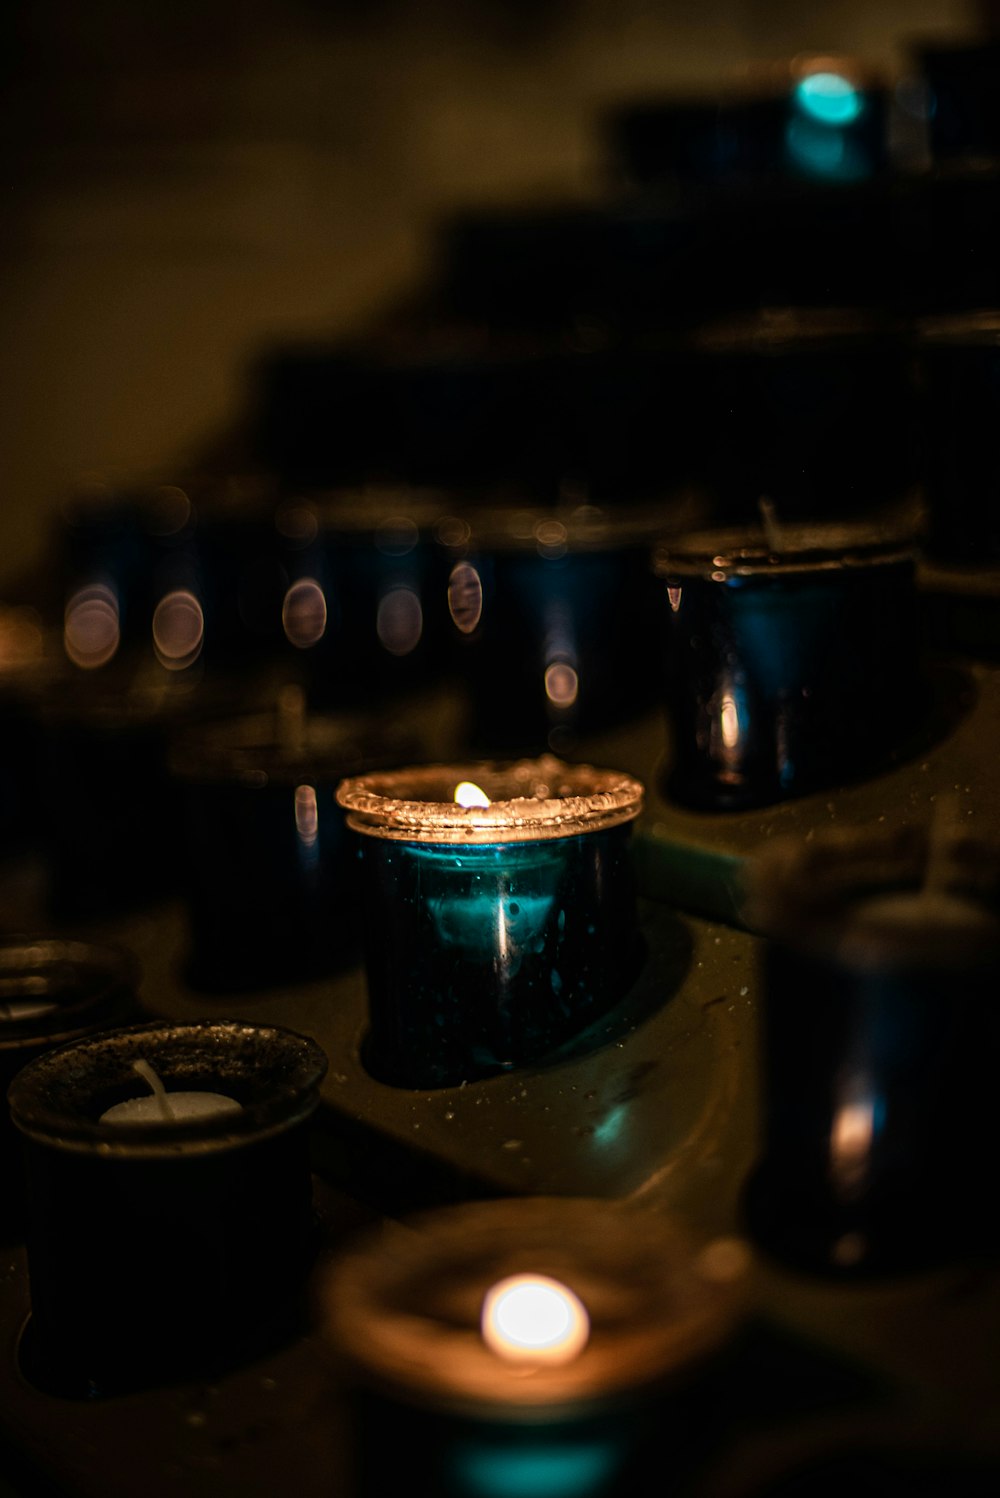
607,54 -> 888,189
36,664 -> 250,920
319,1196 -> 746,1498
280,489 -> 456,709
170,700 -> 412,992
0,937 -> 139,1242
740,825 -> 1000,1277
57,480 -> 205,670
8,1019 -> 327,1396
337,757 -> 644,1088
917,315 -> 1000,564
444,503 -> 678,756
0,607 -> 61,856
656,521 -> 919,811
690,313 -> 915,522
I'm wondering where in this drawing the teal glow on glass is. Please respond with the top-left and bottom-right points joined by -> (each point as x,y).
338,758 -> 644,1088
794,72 -> 864,126
450,1435 -> 624,1498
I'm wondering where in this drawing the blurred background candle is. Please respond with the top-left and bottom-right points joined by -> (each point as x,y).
0,937 -> 139,1244
170,692 -> 415,992
443,501 -> 693,757
8,1019 -> 327,1396
656,519 -> 919,811
740,822 -> 1000,1277
320,1197 -> 746,1498
337,757 -> 643,1087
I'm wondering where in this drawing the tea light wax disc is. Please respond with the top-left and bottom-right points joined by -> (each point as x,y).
100,1091 -> 243,1126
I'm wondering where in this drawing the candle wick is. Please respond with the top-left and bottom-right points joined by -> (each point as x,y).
132,1058 -> 174,1122
758,496 -> 784,554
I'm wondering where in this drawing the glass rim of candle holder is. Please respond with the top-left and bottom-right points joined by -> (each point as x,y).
0,936 -> 139,1053
336,754 -> 643,845
655,521 -> 916,579
434,493 -> 706,556
740,824 -> 1000,973
168,705 -> 413,788
319,1197 -> 747,1421
7,1019 -> 328,1159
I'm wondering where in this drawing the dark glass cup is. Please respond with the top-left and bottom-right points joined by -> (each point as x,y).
656,521 -> 919,811
0,937 -> 139,1242
171,702 -> 413,992
741,825 -> 1000,1276
917,314 -> 1000,563
444,503 -> 685,757
337,758 -> 644,1088
8,1019 -> 327,1395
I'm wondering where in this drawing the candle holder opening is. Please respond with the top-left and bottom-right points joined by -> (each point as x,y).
338,758 -> 645,1088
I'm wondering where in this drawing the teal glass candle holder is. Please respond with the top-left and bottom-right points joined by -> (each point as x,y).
336,757 -> 644,1087
319,1197 -> 745,1498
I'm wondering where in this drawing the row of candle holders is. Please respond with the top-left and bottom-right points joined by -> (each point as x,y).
3,502 -> 948,970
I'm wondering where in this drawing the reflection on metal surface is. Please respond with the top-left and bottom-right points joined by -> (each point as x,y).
481,1274 -> 589,1365
282,578 -> 328,648
545,661 -> 579,708
667,586 -> 683,614
63,584 -> 120,669
448,562 -> 483,635
152,590 -> 204,670
376,586 -> 423,656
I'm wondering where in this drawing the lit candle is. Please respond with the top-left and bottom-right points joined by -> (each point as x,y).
98,1058 -> 241,1126
481,1274 -> 590,1367
336,756 -> 644,1087
320,1197 -> 747,1498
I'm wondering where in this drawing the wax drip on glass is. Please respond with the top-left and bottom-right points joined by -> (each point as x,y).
481,1273 -> 590,1368
99,1058 -> 242,1125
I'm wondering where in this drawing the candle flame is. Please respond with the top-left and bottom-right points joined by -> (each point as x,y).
455,781 -> 491,809
481,1274 -> 590,1366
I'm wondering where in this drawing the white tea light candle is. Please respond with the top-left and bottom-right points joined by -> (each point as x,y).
99,1058 -> 242,1126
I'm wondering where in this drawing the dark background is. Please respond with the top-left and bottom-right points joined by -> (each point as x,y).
0,0 -> 974,587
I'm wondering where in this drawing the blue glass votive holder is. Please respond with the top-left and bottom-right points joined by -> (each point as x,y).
444,503 -> 683,757
917,315 -> 1000,564
741,826 -> 1000,1276
656,522 -> 919,811
336,757 -> 644,1088
319,1197 -> 745,1498
171,698 -> 413,992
